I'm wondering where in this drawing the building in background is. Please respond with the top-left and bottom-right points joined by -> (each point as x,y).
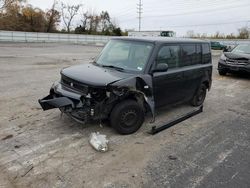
128,30 -> 176,37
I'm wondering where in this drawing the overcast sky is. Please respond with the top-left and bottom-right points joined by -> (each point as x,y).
29,0 -> 250,36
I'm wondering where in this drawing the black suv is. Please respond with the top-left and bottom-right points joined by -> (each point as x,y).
218,44 -> 250,75
39,37 -> 212,134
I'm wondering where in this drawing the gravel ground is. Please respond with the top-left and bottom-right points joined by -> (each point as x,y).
0,43 -> 249,188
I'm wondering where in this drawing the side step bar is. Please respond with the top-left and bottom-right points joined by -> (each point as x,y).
150,105 -> 203,135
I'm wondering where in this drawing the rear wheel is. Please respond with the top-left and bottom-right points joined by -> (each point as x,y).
218,69 -> 227,76
110,100 -> 144,135
191,83 -> 207,107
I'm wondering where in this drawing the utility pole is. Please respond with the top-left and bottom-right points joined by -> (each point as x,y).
137,0 -> 143,32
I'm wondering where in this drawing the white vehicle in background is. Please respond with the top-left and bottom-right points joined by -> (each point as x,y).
128,31 -> 176,37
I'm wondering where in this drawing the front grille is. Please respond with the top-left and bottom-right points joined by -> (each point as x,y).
61,75 -> 88,94
226,58 -> 249,66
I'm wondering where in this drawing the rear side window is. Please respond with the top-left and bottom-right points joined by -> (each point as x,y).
202,44 -> 211,64
180,44 -> 202,66
156,45 -> 180,69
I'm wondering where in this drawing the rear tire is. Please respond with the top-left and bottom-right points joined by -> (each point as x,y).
218,69 -> 227,76
110,100 -> 144,135
191,84 -> 207,107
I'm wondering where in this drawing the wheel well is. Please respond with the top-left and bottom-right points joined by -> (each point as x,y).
202,81 -> 209,90
117,93 -> 147,112
127,94 -> 145,106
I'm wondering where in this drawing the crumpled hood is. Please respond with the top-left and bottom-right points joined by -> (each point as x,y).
61,63 -> 134,87
224,52 -> 250,60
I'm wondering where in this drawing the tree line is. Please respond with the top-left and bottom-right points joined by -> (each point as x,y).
0,0 -> 125,36
186,27 -> 250,39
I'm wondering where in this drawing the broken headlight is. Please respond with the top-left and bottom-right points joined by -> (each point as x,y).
112,87 -> 126,96
91,88 -> 107,101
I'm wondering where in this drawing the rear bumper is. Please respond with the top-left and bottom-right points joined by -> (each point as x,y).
218,60 -> 250,73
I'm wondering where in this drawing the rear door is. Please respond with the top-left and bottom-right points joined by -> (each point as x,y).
181,43 -> 212,98
153,44 -> 186,107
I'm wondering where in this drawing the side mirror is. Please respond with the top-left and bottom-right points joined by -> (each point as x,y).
153,63 -> 168,72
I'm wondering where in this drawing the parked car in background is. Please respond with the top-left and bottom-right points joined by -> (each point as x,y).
210,41 -> 227,50
218,44 -> 250,75
39,37 -> 212,135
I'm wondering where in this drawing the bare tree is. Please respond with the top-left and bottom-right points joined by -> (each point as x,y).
46,0 -> 60,32
238,27 -> 249,39
0,0 -> 13,11
100,11 -> 110,32
79,8 -> 90,32
61,2 -> 81,33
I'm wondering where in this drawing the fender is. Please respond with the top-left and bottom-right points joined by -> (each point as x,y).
108,75 -> 156,122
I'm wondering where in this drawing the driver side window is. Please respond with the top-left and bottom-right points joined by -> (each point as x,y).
157,45 -> 180,69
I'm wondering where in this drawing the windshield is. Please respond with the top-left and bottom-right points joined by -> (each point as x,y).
231,44 -> 250,54
96,40 -> 154,72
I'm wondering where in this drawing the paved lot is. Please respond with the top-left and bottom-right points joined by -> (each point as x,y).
0,43 -> 249,188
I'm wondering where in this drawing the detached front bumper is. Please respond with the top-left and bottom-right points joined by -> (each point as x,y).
218,60 -> 250,73
38,82 -> 82,111
38,95 -> 75,111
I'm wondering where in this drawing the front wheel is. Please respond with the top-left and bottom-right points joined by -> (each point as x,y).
110,100 -> 145,135
218,69 -> 227,76
191,84 -> 207,107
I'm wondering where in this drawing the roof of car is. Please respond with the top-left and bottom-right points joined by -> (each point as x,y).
112,37 -> 209,44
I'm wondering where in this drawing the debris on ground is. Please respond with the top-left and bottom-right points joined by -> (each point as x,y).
20,163 -> 33,177
168,155 -> 178,160
1,134 -> 13,140
135,142 -> 144,145
89,132 -> 109,152
14,145 -> 22,149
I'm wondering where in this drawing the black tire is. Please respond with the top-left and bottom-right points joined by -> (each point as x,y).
218,69 -> 227,76
110,100 -> 145,135
191,84 -> 207,107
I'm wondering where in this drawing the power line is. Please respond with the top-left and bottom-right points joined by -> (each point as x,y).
115,0 -> 248,20
144,0 -> 242,13
120,3 -> 250,23
166,20 -> 250,28
137,0 -> 143,31
114,7 -> 134,17
115,0 -> 230,18
144,3 -> 250,18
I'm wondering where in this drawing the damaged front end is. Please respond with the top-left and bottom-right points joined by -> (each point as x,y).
38,75 -> 155,124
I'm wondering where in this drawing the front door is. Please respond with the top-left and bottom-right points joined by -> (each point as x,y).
153,45 -> 186,107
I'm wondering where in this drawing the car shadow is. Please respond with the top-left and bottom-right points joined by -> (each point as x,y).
224,72 -> 250,80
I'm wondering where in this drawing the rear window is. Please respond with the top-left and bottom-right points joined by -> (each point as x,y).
202,44 -> 211,64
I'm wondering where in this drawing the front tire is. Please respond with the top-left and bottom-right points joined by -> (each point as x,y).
191,84 -> 207,107
218,69 -> 227,76
110,100 -> 145,135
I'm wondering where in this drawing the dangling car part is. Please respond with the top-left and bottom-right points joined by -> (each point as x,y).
150,105 -> 203,135
39,37 -> 212,135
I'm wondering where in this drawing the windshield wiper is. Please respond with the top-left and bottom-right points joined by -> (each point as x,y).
101,65 -> 124,71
